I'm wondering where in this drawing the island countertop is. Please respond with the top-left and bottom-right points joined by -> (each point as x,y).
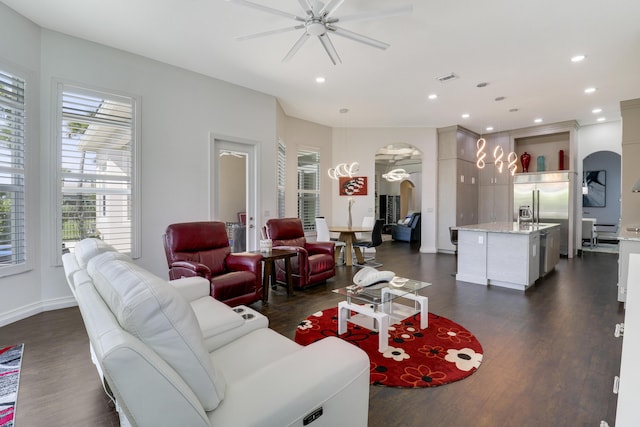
619,228 -> 640,242
455,222 -> 560,235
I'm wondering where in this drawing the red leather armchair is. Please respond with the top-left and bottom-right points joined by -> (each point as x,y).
163,221 -> 263,307
265,218 -> 335,289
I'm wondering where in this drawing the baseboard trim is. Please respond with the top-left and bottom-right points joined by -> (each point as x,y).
0,296 -> 77,327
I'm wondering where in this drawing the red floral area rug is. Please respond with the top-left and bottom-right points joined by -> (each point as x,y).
295,308 -> 483,388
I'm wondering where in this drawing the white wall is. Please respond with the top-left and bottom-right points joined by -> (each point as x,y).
0,3 -> 281,325
0,3 -> 43,323
329,127 -> 438,253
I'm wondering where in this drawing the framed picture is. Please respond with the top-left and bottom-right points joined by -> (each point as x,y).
583,170 -> 606,207
339,176 -> 367,196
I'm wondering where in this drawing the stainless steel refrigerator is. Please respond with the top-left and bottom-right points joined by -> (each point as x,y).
513,172 -> 573,255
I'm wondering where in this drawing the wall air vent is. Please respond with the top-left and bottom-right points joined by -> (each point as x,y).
436,72 -> 459,82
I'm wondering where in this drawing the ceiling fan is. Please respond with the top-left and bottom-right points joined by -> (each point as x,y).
226,0 -> 412,65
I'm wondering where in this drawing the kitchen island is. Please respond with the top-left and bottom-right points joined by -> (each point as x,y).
455,222 -> 561,290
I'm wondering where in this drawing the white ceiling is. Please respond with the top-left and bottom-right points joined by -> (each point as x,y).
4,0 -> 640,133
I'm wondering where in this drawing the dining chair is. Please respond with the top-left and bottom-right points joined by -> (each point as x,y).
315,217 -> 346,265
353,219 -> 384,268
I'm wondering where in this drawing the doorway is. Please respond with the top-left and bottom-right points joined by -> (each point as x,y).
211,136 -> 258,252
375,143 -> 422,224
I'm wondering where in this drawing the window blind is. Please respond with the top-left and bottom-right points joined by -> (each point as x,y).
297,149 -> 320,231
60,86 -> 135,254
0,70 -> 26,267
277,139 -> 286,218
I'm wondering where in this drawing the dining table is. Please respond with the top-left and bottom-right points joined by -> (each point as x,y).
327,226 -> 372,267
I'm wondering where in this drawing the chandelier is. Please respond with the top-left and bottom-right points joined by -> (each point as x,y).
382,168 -> 410,182
328,161 -> 359,180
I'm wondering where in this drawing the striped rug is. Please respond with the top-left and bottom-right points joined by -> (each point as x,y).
0,344 -> 23,427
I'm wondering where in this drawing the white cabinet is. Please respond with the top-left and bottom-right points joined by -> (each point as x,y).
617,235 -> 640,302
486,231 -> 539,289
616,254 -> 640,426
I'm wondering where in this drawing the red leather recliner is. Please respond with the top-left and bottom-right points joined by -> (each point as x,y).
265,218 -> 335,289
163,221 -> 263,307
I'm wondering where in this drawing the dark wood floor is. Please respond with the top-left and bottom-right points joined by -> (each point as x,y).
1,241 -> 624,426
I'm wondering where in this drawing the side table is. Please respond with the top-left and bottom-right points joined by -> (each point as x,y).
249,249 -> 297,304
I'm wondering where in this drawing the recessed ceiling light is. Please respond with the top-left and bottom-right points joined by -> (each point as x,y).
461,113 -> 470,119
339,108 -> 349,114
428,93 -> 438,100
584,87 -> 597,94
597,117 -> 606,122
571,54 -> 586,62
509,108 -> 519,113
592,108 -> 602,114
486,126 -> 494,131
315,76 -> 326,83
534,118 -> 543,123
476,82 -> 488,88
495,96 -> 505,101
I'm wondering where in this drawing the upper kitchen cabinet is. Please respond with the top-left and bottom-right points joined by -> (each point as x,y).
477,133 -> 511,223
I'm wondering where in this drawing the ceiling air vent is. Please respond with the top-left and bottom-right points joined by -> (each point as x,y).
436,72 -> 459,83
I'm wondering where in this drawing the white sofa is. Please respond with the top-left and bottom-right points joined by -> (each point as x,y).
62,239 -> 370,427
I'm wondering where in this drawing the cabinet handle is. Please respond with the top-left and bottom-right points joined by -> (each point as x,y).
615,323 -> 624,337
613,376 -> 620,394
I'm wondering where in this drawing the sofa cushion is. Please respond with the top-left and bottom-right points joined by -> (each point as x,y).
87,255 -> 226,411
74,238 -> 118,269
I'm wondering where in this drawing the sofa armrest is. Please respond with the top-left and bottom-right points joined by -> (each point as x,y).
305,241 -> 335,256
210,336 -> 370,426
168,276 -> 211,302
170,261 -> 212,280
225,252 -> 263,273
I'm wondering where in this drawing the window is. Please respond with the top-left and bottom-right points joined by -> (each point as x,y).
0,70 -> 26,270
297,149 -> 320,232
58,84 -> 138,256
277,139 -> 286,218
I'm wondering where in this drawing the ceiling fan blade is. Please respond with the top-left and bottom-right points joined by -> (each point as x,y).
328,25 -> 390,50
226,0 -> 306,22
332,5 -> 413,24
283,32 -> 311,62
298,0 -> 315,15
318,33 -> 342,65
318,0 -> 344,17
236,25 -> 304,41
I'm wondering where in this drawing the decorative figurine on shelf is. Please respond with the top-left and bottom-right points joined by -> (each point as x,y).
537,155 -> 545,172
520,151 -> 531,172
559,150 -> 565,170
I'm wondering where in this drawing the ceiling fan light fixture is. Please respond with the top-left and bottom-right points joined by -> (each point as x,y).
306,21 -> 326,36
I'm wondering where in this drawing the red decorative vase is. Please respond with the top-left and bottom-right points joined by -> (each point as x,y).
520,152 -> 531,173
559,150 -> 565,170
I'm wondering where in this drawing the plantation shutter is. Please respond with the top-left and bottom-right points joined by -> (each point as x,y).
277,139 -> 286,218
0,71 -> 26,267
297,149 -> 320,232
60,85 -> 136,254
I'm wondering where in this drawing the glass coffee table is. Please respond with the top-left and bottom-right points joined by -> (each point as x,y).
332,277 -> 431,352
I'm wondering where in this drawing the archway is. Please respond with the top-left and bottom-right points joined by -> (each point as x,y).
375,143 -> 422,225
582,150 -> 621,246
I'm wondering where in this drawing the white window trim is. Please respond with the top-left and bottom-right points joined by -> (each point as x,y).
52,80 -> 140,265
0,62 -> 34,278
